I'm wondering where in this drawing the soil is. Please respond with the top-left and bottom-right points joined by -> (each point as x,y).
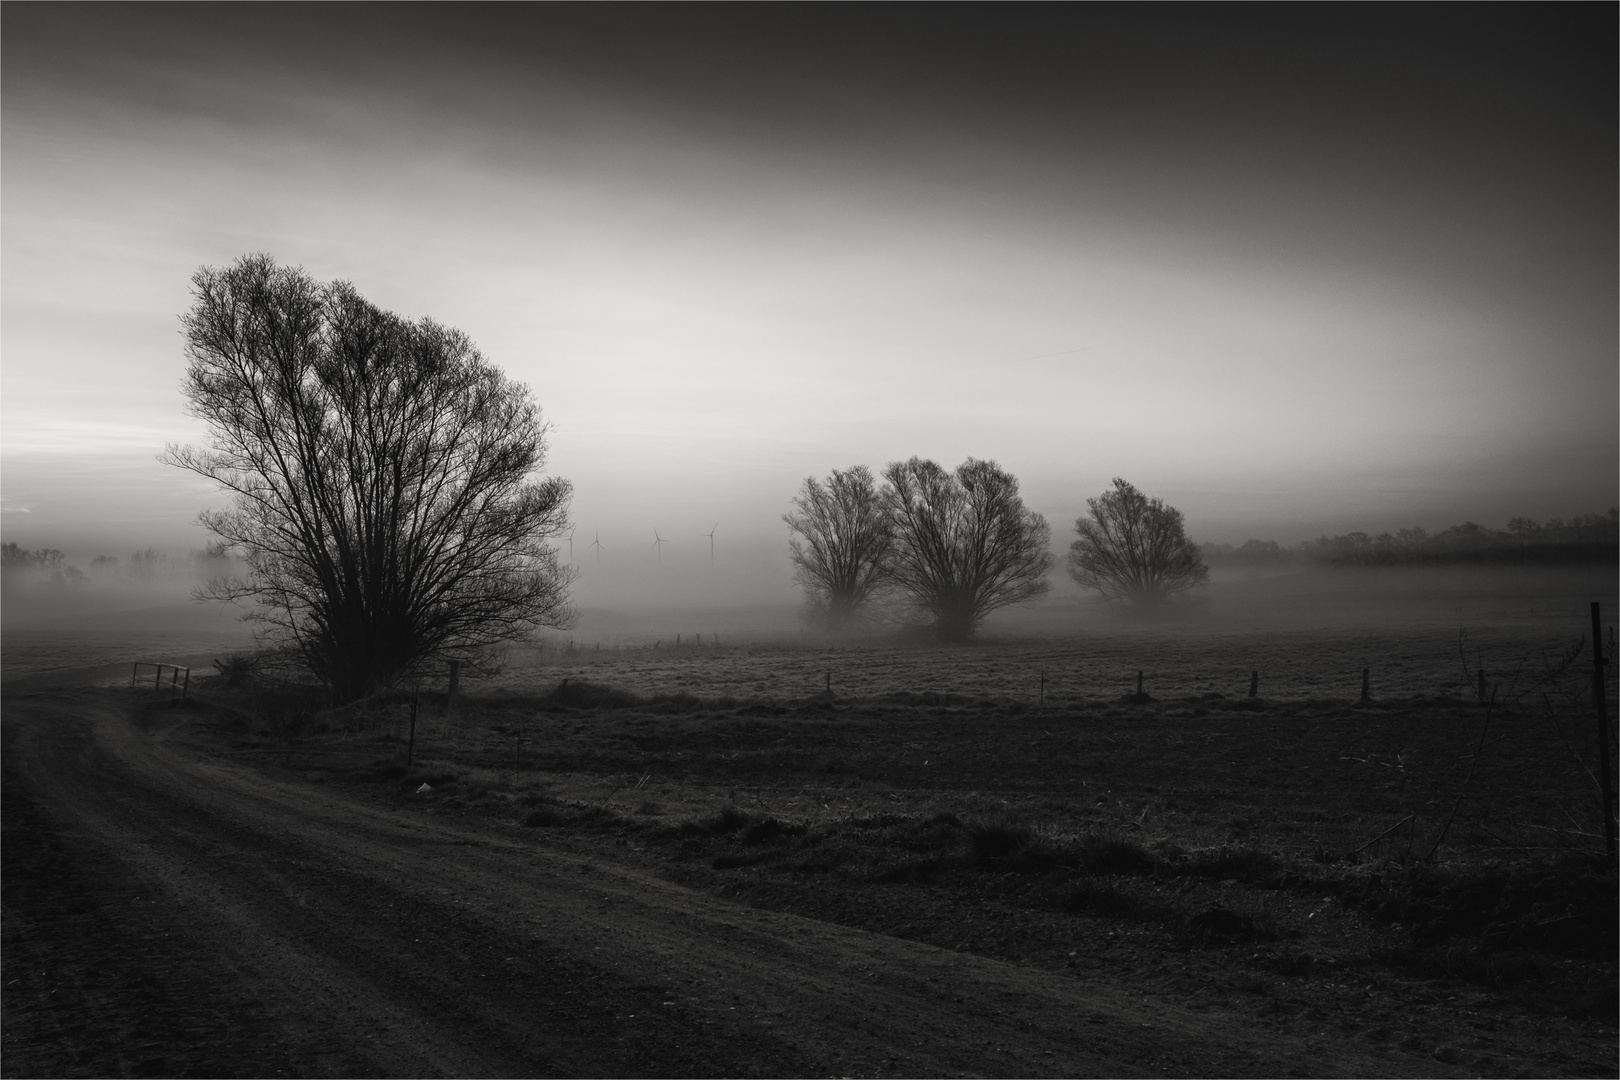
3,619 -> 1616,1078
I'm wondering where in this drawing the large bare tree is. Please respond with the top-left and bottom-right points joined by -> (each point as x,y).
883,457 -> 1051,640
784,465 -> 894,632
163,254 -> 574,701
1067,478 -> 1207,609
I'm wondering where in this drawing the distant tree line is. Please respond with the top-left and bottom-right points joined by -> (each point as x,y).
0,541 -> 241,590
1199,508 -> 1619,569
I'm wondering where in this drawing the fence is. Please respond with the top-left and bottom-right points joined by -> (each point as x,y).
132,661 -> 190,701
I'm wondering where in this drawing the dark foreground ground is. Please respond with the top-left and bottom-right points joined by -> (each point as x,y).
4,619 -> 1617,1079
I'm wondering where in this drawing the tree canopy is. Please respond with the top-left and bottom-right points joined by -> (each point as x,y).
883,457 -> 1052,640
1067,478 -> 1206,609
163,254 -> 574,701
784,465 -> 895,632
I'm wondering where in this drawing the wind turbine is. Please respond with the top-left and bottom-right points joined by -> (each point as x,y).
564,526 -> 575,564
705,522 -> 718,561
589,530 -> 602,562
652,528 -> 670,562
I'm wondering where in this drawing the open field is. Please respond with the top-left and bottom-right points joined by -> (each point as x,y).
3,568 -> 1616,1076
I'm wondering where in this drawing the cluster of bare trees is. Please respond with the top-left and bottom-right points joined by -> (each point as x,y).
785,458 -> 1052,640
786,466 -> 1206,639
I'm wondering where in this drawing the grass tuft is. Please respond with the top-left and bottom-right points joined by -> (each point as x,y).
964,815 -> 1062,874
542,679 -> 643,710
1060,877 -> 1149,918
1076,833 -> 1158,875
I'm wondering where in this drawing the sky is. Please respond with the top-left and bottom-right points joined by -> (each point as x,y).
3,5 -> 1615,610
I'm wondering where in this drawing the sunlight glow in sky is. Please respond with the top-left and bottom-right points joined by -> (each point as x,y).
3,6 -> 1614,608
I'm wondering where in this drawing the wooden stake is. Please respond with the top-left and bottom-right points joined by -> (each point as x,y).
1248,670 -> 1258,699
407,689 -> 419,767
1039,671 -> 1046,707
1591,602 -> 1616,855
1136,670 -> 1144,697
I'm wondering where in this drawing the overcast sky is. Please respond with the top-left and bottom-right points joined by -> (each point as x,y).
3,5 -> 1614,608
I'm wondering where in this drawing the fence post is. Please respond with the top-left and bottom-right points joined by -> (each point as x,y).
1249,670 -> 1258,699
407,688 -> 419,767
132,662 -> 139,686
155,665 -> 163,691
1591,602 -> 1616,856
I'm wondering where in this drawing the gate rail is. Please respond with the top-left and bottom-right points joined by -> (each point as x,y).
132,661 -> 190,701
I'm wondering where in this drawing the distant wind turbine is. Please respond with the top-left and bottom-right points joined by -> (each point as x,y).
652,528 -> 670,562
706,522 -> 718,561
565,526 -> 575,564
590,530 -> 602,562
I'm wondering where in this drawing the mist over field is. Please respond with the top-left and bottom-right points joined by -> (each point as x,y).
6,533 -> 1612,658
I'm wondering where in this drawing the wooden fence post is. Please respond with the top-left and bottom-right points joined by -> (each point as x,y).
407,688 -> 419,767
154,665 -> 163,691
1591,602 -> 1616,855
1248,670 -> 1258,699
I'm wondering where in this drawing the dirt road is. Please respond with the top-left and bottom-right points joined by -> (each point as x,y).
4,679 -> 1442,1078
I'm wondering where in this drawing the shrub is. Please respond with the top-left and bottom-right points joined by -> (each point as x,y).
1077,833 -> 1158,875
1061,877 -> 1145,918
1181,846 -> 1279,884
964,815 -> 1061,873
213,652 -> 262,688
543,679 -> 643,710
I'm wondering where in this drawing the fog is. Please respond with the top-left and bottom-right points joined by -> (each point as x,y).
6,538 -> 1611,654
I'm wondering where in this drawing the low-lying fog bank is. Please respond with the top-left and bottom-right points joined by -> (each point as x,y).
543,564 -> 1618,649
4,565 -> 1612,679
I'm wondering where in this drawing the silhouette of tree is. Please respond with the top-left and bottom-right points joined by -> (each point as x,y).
883,457 -> 1051,641
784,465 -> 894,632
163,254 -> 574,702
1067,478 -> 1207,609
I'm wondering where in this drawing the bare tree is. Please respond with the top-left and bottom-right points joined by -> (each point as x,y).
162,254 -> 574,702
784,465 -> 894,632
1067,478 -> 1207,610
883,457 -> 1051,641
